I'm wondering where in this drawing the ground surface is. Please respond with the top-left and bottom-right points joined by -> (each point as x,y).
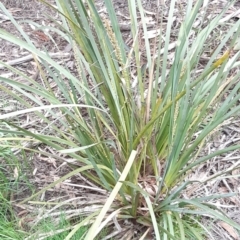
1,0 -> 240,239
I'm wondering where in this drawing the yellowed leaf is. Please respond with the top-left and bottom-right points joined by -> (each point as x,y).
218,187 -> 228,193
14,167 -> 19,179
219,221 -> 239,239
232,169 -> 240,179
53,176 -> 61,189
33,168 -> 37,176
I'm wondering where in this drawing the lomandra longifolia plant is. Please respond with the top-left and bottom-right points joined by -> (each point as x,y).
0,0 -> 240,239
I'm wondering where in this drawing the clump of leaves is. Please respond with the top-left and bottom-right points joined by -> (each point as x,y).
0,0 -> 240,239
0,147 -> 28,240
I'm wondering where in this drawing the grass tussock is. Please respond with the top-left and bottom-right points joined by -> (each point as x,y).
0,0 -> 240,239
